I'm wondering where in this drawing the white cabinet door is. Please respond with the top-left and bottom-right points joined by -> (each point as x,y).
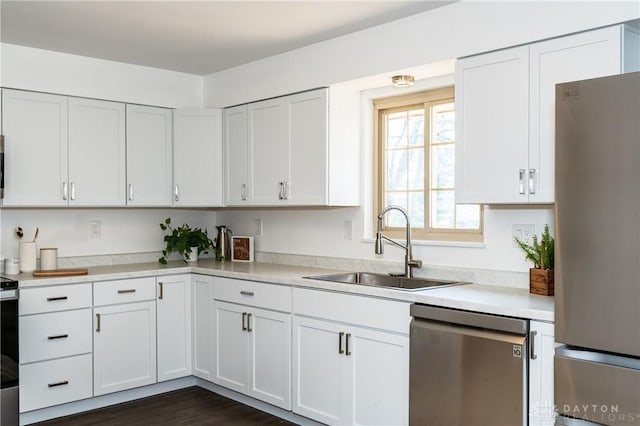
214,301 -> 249,394
249,306 -> 291,409
249,98 -> 286,205
455,46 -> 530,204
174,108 -> 223,207
1,89 -> 68,206
529,321 -> 556,426
93,301 -> 156,396
157,275 -> 192,382
293,316 -> 344,425
126,105 -> 173,206
192,274 -> 215,381
68,97 -> 126,206
529,26 -> 623,203
348,327 -> 409,426
223,105 -> 249,205
285,89 -> 328,205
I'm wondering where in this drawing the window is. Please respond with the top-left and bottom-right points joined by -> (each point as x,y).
373,86 -> 482,242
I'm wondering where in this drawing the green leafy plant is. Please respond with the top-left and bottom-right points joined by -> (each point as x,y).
514,224 -> 555,270
159,217 -> 214,264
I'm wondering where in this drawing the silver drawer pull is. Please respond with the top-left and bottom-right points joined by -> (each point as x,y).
47,296 -> 68,302
47,334 -> 69,340
240,291 -> 254,296
117,289 -> 136,294
48,380 -> 69,388
530,330 -> 538,360
96,313 -> 101,332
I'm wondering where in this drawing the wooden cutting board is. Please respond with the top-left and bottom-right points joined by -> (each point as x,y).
32,268 -> 89,277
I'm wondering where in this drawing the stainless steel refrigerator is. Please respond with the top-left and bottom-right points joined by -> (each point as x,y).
555,72 -> 640,426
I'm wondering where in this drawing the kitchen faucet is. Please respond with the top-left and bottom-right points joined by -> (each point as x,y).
375,205 -> 423,278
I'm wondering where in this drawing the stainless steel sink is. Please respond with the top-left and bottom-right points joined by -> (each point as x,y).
304,272 -> 468,291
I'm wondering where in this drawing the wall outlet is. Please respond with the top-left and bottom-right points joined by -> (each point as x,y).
512,224 -> 534,247
343,220 -> 353,240
255,219 -> 263,236
90,220 -> 102,239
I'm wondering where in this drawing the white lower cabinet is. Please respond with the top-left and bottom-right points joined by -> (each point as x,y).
529,320 -> 556,426
292,288 -> 410,426
157,274 -> 192,382
214,300 -> 292,409
93,301 -> 157,396
192,274 -> 215,381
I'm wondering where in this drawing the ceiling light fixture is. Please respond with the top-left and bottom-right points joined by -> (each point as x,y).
391,75 -> 415,88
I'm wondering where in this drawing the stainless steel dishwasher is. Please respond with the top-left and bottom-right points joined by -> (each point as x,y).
409,304 -> 529,426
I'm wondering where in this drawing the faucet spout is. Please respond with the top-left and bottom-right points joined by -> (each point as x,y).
375,205 -> 423,278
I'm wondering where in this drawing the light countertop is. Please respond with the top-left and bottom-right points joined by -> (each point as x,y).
14,259 -> 554,322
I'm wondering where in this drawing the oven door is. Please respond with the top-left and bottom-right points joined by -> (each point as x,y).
1,289 -> 19,426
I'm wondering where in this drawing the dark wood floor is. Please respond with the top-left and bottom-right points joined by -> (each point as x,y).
35,387 -> 298,426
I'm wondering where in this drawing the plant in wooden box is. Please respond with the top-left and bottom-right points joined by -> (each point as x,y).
514,225 -> 555,296
158,217 -> 214,264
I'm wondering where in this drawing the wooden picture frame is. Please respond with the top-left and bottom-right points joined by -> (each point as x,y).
231,236 -> 254,262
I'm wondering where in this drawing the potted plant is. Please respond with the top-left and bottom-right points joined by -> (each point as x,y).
158,217 -> 214,264
514,224 -> 555,296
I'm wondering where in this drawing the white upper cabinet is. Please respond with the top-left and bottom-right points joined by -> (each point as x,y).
223,87 -> 360,207
223,105 -> 249,205
173,108 -> 223,207
126,105 -> 173,206
456,25 -> 637,204
455,46 -> 530,204
1,90 -> 69,206
68,97 -> 126,206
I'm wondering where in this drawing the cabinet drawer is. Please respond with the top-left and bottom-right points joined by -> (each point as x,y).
293,287 -> 410,334
213,277 -> 291,312
94,277 -> 156,306
20,353 -> 93,412
20,309 -> 92,364
19,283 -> 92,315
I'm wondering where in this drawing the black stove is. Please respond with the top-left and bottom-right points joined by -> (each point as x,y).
0,276 -> 18,291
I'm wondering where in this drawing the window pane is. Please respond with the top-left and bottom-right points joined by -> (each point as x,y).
433,103 -> 455,143
385,192 -> 407,227
387,112 -> 407,149
409,192 -> 425,228
431,144 -> 455,189
408,110 -> 424,147
456,204 -> 481,229
386,150 -> 407,191
431,190 -> 455,228
408,148 -> 424,190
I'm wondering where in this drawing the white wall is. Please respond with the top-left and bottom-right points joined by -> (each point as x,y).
210,1 -> 638,276
203,1 -> 639,107
1,43 -> 203,108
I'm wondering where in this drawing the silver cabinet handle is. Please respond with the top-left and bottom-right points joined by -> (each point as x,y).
530,330 -> 538,360
247,313 -> 252,332
174,185 -> 179,202
518,169 -> 525,195
48,380 -> 69,388
117,289 -> 136,294
47,296 -> 68,302
242,312 -> 247,331
48,334 -> 69,340
278,182 -> 284,200
241,183 -> 247,201
70,182 -> 76,200
339,332 -> 345,354
345,333 -> 352,356
96,313 -> 101,332
158,282 -> 163,300
128,184 -> 134,201
529,169 -> 536,194
62,182 -> 69,201
240,291 -> 254,296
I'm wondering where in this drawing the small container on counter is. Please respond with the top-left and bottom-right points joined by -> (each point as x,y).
40,248 -> 58,271
19,241 -> 37,273
4,258 -> 20,275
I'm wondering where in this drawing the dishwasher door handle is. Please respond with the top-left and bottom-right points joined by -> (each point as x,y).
411,318 -> 526,346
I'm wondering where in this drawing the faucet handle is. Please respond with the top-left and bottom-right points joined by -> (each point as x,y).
408,259 -> 423,269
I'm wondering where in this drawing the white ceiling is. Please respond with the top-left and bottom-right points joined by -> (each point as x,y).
1,1 -> 454,76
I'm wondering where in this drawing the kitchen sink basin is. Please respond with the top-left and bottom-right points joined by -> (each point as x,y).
304,272 -> 468,291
